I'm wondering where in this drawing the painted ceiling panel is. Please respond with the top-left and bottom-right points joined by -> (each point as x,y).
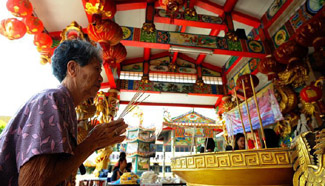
194,6 -> 220,17
233,21 -> 253,37
208,0 -> 227,6
151,49 -> 169,55
125,46 -> 144,59
101,67 -> 108,83
155,23 -> 178,32
114,9 -> 146,28
181,53 -> 199,60
186,26 -> 211,35
30,0 -> 89,32
234,0 -> 274,19
204,54 -> 231,67
120,92 -> 219,106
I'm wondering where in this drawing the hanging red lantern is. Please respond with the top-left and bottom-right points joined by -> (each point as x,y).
87,17 -> 123,48
102,43 -> 127,63
273,40 -> 308,64
295,17 -> 325,47
23,15 -> 44,34
159,0 -> 184,13
6,0 -> 33,17
84,0 -> 116,19
0,18 -> 26,40
258,55 -> 286,80
37,46 -> 55,65
236,74 -> 259,99
300,83 -> 323,103
34,33 -> 53,49
159,0 -> 184,23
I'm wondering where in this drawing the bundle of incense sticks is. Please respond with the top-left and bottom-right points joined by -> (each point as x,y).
117,90 -> 150,119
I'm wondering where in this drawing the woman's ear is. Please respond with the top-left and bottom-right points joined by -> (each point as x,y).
66,60 -> 79,77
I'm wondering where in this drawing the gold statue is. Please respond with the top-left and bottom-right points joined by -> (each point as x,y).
94,91 -> 109,123
275,64 -> 309,88
292,130 -> 325,185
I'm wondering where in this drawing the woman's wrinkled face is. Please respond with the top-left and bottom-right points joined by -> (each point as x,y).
77,58 -> 103,100
237,137 -> 245,150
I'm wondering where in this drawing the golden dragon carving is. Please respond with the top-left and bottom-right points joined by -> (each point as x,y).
292,129 -> 325,185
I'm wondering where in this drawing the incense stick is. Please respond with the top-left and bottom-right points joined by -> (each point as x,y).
117,90 -> 143,119
117,89 -> 151,119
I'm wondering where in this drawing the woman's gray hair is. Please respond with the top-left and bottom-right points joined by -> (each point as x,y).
51,40 -> 103,82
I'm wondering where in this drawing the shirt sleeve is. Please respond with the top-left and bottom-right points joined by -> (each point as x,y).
16,91 -> 76,171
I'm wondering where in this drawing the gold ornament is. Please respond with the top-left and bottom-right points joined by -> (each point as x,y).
274,86 -> 298,114
292,130 -> 325,186
61,21 -> 85,41
195,79 -> 204,87
275,64 -> 309,88
141,23 -> 156,34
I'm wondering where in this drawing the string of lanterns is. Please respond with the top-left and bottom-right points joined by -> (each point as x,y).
86,0 -> 127,65
0,0 -> 54,64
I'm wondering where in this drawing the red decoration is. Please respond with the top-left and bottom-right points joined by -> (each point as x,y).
236,74 -> 259,99
273,40 -> 308,64
87,17 -> 123,47
159,0 -> 185,13
6,0 -> 33,17
300,83 -> 322,103
23,15 -> 44,34
295,18 -> 325,47
37,46 -> 55,65
258,55 -> 286,80
102,43 -> 127,63
85,0 -> 116,19
0,18 -> 26,40
33,33 -> 53,49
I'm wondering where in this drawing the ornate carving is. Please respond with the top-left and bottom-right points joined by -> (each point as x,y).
292,130 -> 325,185
274,86 -> 298,114
275,63 -> 309,88
172,149 -> 292,170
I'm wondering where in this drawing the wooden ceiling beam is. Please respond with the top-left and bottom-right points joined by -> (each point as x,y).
195,28 -> 222,66
223,0 -> 238,13
104,63 -> 117,89
201,62 -> 222,72
119,100 -> 216,108
122,57 -> 145,65
224,56 -> 242,75
116,1 -> 147,11
262,0 -> 293,29
195,0 -> 224,17
196,0 -> 260,28
154,15 -> 228,30
143,48 -> 151,61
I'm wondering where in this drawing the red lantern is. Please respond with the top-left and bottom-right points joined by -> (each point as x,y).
300,83 -> 322,103
87,18 -> 123,47
102,43 -> 127,63
273,40 -> 308,64
34,33 -> 53,49
6,0 -> 33,17
295,18 -> 325,47
37,46 -> 55,65
84,0 -> 116,19
23,15 -> 44,34
236,74 -> 259,99
258,55 -> 286,80
0,18 -> 26,40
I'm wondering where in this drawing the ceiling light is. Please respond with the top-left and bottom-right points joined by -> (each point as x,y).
169,46 -> 213,55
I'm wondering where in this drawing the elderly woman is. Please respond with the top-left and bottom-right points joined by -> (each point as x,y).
0,40 -> 128,186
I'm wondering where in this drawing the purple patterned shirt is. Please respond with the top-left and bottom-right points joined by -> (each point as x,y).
0,85 -> 77,185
